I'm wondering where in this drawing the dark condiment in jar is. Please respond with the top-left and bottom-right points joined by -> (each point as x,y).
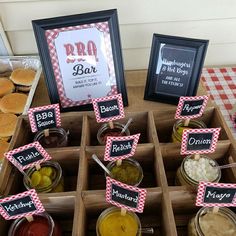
100,128 -> 125,143
34,127 -> 68,148
8,212 -> 62,236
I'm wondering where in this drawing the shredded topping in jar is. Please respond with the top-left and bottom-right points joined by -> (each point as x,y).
184,157 -> 219,182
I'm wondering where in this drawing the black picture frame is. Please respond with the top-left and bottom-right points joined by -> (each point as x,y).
144,34 -> 209,105
32,9 -> 128,112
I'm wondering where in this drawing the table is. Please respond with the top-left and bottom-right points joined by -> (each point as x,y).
201,67 -> 236,139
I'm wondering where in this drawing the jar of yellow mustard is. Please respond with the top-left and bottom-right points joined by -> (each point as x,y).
171,119 -> 207,143
96,207 -> 141,236
23,161 -> 64,193
188,207 -> 236,236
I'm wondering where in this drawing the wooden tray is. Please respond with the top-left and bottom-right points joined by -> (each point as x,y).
0,106 -> 235,235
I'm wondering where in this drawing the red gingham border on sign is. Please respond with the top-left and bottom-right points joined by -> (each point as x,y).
45,22 -> 117,108
0,189 -> 45,220
28,104 -> 61,133
180,128 -> 221,155
196,181 -> 236,207
92,93 -> 125,123
232,112 -> 236,128
106,176 -> 147,213
4,141 -> 52,171
175,95 -> 209,120
104,134 -> 140,161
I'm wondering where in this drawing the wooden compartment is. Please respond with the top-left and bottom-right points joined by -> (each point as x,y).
84,112 -> 154,146
5,148 -> 80,195
153,107 -> 230,143
160,141 -> 235,187
80,144 -> 160,190
75,189 -> 176,236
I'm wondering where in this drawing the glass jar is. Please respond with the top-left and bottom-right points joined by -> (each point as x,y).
23,161 -> 64,193
188,207 -> 236,236
34,127 -> 68,148
97,122 -> 130,145
171,120 -> 207,143
106,158 -> 143,186
8,212 -> 62,236
96,207 -> 141,236
175,155 -> 221,191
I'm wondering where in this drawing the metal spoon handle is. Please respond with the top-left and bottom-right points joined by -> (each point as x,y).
120,118 -> 133,134
140,227 -> 154,234
91,154 -> 112,176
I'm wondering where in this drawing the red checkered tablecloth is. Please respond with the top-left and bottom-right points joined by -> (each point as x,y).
201,67 -> 236,139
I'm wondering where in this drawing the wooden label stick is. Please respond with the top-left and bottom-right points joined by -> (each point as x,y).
108,121 -> 114,129
121,208 -> 127,216
194,153 -> 201,160
184,118 -> 190,127
44,129 -> 50,137
26,215 -> 34,222
35,163 -> 41,171
116,159 -> 122,166
212,206 -> 220,214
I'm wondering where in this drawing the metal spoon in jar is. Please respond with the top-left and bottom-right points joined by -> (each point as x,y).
140,227 -> 154,234
120,118 -> 133,134
91,154 -> 112,177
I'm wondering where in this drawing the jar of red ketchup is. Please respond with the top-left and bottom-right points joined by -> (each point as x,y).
8,212 -> 62,236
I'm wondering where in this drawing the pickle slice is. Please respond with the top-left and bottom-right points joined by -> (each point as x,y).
39,167 -> 53,177
38,175 -> 52,188
30,171 -> 41,187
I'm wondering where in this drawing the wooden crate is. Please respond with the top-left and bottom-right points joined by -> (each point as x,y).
0,106 -> 235,235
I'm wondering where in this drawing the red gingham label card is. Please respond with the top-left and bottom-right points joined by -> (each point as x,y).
196,182 -> 236,207
92,94 -> 125,123
181,128 -> 221,155
106,176 -> 147,213
0,189 -> 45,220
175,95 -> 209,119
28,104 -> 61,133
4,141 -> 52,171
104,134 -> 140,161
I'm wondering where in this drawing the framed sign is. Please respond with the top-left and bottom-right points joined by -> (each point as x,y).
32,9 -> 128,112
144,34 -> 209,105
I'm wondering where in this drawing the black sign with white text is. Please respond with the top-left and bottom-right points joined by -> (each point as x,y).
110,139 -> 134,157
180,99 -> 204,116
186,132 -> 213,151
97,99 -> 120,119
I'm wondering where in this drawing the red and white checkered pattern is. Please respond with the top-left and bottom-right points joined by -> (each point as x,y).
106,176 -> 147,213
0,189 -> 45,220
104,134 -> 140,161
4,141 -> 52,171
201,67 -> 236,139
45,22 -> 117,108
92,93 -> 125,123
28,104 -> 61,133
175,95 -> 209,119
196,181 -> 236,207
181,128 -> 221,155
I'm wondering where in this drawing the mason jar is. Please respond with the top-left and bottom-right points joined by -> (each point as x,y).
96,207 -> 141,236
188,207 -> 236,236
105,158 -> 143,186
97,122 -> 130,145
171,119 -> 207,143
34,127 -> 68,148
175,155 -> 221,191
8,211 -> 62,236
23,161 -> 64,193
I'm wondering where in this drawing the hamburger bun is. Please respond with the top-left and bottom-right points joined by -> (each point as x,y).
10,68 -> 36,92
0,140 -> 9,161
0,77 -> 15,98
0,93 -> 28,114
0,113 -> 17,141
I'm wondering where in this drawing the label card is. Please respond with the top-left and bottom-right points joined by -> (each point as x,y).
196,182 -> 236,207
28,104 -> 61,132
0,189 -> 45,220
175,95 -> 208,119
4,142 -> 52,171
92,94 -> 125,123
106,176 -> 147,213
181,128 -> 221,155
104,134 -> 140,161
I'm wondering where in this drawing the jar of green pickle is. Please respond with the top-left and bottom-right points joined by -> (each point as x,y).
171,119 -> 207,143
23,161 -> 64,193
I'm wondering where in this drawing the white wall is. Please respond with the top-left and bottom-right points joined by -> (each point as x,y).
0,0 -> 236,69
